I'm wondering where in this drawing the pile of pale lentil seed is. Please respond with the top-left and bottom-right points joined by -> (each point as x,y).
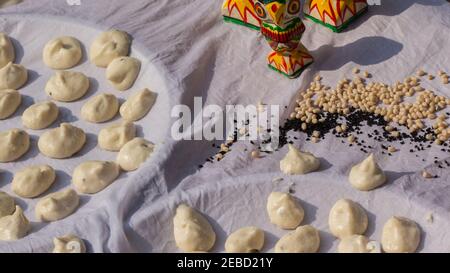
201,68 -> 450,167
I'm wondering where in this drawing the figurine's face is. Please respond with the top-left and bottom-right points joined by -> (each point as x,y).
254,0 -> 305,53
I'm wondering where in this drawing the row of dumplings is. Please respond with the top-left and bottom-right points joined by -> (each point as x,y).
0,135 -> 154,241
173,194 -> 421,253
0,89 -> 154,162
171,144 -> 421,253
0,30 -> 140,93
0,197 -> 85,253
0,30 -> 158,242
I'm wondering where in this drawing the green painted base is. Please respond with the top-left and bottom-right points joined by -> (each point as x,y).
268,61 -> 313,79
304,6 -> 368,33
223,16 -> 260,31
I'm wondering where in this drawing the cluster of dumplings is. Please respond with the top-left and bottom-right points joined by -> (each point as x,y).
171,144 -> 421,253
172,195 -> 420,253
0,29 -> 158,246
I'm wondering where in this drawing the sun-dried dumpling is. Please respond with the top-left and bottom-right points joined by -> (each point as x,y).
0,206 -> 29,241
0,32 -> 15,68
38,123 -> 86,159
22,101 -> 58,130
116,138 -> 154,171
35,189 -> 79,222
45,71 -> 89,102
0,128 -> 30,162
120,88 -> 156,121
225,227 -> 264,253
72,161 -> 120,194
0,191 -> 15,218
53,234 -> 86,253
43,36 -> 82,69
98,121 -> 135,151
0,62 -> 27,90
81,93 -> 118,123
173,204 -> 216,252
12,165 -> 56,198
90,30 -> 131,67
0,89 -> 21,119
106,57 -> 140,91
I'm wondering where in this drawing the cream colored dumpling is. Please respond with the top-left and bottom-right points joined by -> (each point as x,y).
90,30 -> 131,67
349,154 -> 386,191
98,121 -> 136,151
173,204 -> 216,252
0,89 -> 21,119
53,234 -> 86,253
0,191 -> 15,218
338,235 -> 371,253
267,192 -> 304,230
81,93 -> 119,123
117,138 -> 154,171
0,128 -> 30,162
274,225 -> 320,253
12,165 -> 56,198
120,88 -> 157,121
38,123 -> 86,159
35,189 -> 79,222
381,216 -> 420,253
43,36 -> 82,69
72,161 -> 120,194
0,33 -> 15,68
225,227 -> 265,253
280,144 -> 320,175
22,101 -> 58,130
45,71 -> 89,102
0,206 -> 29,241
106,57 -> 141,91
0,62 -> 27,90
328,199 -> 368,239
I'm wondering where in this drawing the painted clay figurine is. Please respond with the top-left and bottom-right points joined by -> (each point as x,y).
256,0 -> 313,78
303,0 -> 368,32
223,0 -> 313,78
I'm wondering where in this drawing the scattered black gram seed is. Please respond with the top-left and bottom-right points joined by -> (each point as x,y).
204,97 -> 450,167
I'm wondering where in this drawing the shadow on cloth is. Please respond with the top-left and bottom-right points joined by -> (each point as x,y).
311,36 -> 403,71
344,0 -> 446,32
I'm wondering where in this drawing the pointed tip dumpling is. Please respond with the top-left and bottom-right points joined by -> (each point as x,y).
106,56 -> 141,91
0,205 -> 30,241
98,121 -> 136,151
38,123 -> 86,159
0,62 -> 27,90
0,89 -> 21,119
0,128 -> 30,162
0,32 -> 15,68
349,154 -> 386,191
22,101 -> 59,130
90,29 -> 131,67
53,234 -> 86,253
35,189 -> 80,222
280,144 -> 320,175
173,204 -> 216,252
119,88 -> 157,121
43,36 -> 82,70
0,191 -> 15,218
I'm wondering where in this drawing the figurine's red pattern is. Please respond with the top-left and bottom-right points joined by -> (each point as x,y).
304,0 -> 368,32
268,44 -> 313,77
308,0 -> 337,25
222,0 -> 261,29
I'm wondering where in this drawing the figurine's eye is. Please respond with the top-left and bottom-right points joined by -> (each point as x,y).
255,1 -> 267,19
287,0 -> 301,14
